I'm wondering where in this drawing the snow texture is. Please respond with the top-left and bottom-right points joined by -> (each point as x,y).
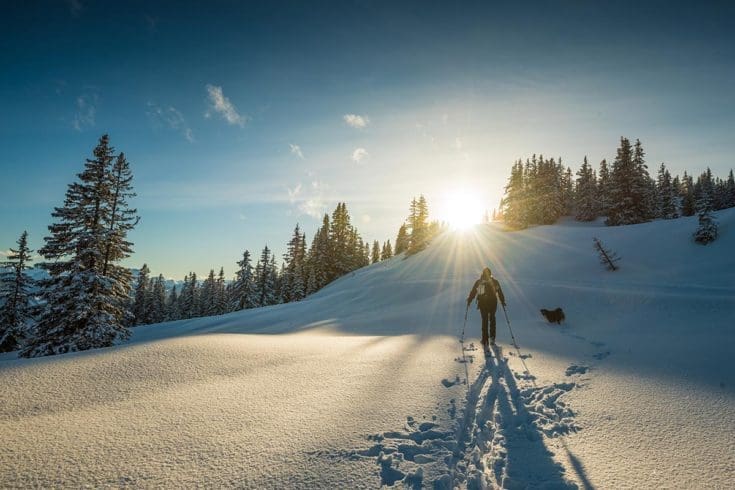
1,209 -> 734,487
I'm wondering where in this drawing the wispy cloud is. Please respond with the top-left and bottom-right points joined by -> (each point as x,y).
288,180 -> 326,218
147,102 -> 194,142
343,113 -> 370,129
205,84 -> 247,127
352,147 -> 368,163
73,93 -> 97,131
289,144 -> 304,159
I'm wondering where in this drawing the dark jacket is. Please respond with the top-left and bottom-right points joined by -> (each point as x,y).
467,277 -> 505,312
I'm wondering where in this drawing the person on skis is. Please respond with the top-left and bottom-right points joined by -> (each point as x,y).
466,267 -> 506,348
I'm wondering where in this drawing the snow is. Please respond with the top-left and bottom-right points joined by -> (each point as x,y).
2,209 -> 734,487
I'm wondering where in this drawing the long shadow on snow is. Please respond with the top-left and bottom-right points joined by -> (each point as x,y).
452,347 -> 575,488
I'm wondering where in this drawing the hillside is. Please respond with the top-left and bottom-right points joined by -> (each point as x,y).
1,210 -> 734,488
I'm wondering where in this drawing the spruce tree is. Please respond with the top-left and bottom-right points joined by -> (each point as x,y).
574,156 -> 598,221
0,231 -> 35,352
283,225 -> 307,302
371,240 -> 380,264
561,165 -> 575,216
395,224 -> 409,255
593,237 -> 621,271
726,169 -> 735,208
166,284 -> 180,321
407,195 -> 430,254
606,137 -> 651,226
200,269 -> 217,316
267,255 -> 280,305
22,135 -> 138,357
231,250 -> 256,310
179,272 -> 199,318
329,203 -> 352,281
656,163 -> 678,219
597,159 -> 611,217
693,177 -> 718,244
150,274 -> 167,323
680,171 -> 696,216
132,264 -> 150,325
501,160 -> 527,228
254,246 -> 273,307
381,240 -> 393,261
215,268 -> 227,314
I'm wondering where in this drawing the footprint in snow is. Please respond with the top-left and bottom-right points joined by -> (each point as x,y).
565,364 -> 590,376
441,375 -> 462,388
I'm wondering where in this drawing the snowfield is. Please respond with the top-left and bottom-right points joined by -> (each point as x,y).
2,210 -> 734,488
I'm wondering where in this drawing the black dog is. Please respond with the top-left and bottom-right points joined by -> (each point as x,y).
540,308 -> 565,324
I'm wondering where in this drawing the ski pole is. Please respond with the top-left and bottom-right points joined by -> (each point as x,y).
502,304 -> 536,385
501,304 -> 518,349
460,303 -> 469,344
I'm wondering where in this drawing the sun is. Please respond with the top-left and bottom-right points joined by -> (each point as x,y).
439,190 -> 484,230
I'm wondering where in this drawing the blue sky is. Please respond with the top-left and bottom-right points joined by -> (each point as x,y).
1,0 -> 734,278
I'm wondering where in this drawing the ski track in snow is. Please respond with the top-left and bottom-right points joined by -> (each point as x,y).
327,345 -> 581,489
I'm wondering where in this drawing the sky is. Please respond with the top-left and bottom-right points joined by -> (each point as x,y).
1,0 -> 734,278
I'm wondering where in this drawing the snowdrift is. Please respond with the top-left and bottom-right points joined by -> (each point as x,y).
1,209 -> 733,488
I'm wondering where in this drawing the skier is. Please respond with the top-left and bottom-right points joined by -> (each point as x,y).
466,267 -> 506,348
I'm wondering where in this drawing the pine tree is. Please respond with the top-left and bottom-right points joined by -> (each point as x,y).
574,156 -> 598,221
680,171 -> 696,216
254,246 -> 273,307
381,240 -> 393,261
22,135 -> 138,357
656,163 -> 678,219
606,137 -> 652,226
200,269 -> 217,316
597,159 -> 611,217
395,224 -> 409,255
407,195 -> 430,254
166,284 -> 180,321
267,255 -> 280,305
179,272 -> 199,319
593,237 -> 620,271
724,169 -> 735,208
561,165 -> 575,216
329,203 -> 353,280
215,268 -> 227,314
307,214 -> 331,292
693,172 -> 718,244
0,231 -> 35,352
231,250 -> 256,310
132,264 -> 150,325
371,240 -> 380,264
149,274 -> 167,323
283,225 -> 307,303
501,160 -> 527,228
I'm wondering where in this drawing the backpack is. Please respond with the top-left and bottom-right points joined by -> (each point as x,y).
477,278 -> 496,299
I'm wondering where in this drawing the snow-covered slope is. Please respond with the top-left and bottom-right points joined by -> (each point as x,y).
1,210 -> 734,488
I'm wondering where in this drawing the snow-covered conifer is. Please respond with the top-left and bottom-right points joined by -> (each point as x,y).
22,135 -> 138,357
0,231 -> 35,352
693,174 -> 718,245
656,163 -> 678,219
574,157 -> 598,221
231,250 -> 256,310
132,264 -> 150,325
